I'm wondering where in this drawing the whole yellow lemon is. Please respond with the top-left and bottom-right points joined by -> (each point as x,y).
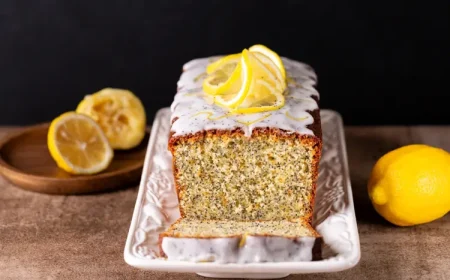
368,144 -> 450,226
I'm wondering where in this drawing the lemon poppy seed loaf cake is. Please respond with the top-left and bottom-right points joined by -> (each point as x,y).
169,56 -> 322,222
160,47 -> 323,262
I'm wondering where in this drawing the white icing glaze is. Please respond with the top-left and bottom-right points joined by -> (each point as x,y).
170,56 -> 319,137
161,236 -> 318,263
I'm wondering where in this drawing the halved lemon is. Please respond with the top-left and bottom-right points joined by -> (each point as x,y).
249,44 -> 286,80
76,88 -> 146,150
47,112 -> 113,175
214,49 -> 253,108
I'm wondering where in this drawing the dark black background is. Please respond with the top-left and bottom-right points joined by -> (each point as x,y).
0,0 -> 449,125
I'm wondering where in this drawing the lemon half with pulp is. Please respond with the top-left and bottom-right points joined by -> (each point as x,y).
76,88 -> 146,150
48,112 -> 113,175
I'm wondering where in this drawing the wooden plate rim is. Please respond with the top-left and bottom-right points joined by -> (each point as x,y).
0,122 -> 150,182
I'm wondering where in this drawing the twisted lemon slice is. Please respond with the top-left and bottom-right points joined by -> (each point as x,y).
249,44 -> 286,80
203,45 -> 287,113
251,52 -> 286,92
233,80 -> 285,114
214,50 -> 253,108
203,54 -> 241,95
206,53 -> 240,74
232,51 -> 285,113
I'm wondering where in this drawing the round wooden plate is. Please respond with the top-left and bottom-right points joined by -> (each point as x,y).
0,123 -> 149,195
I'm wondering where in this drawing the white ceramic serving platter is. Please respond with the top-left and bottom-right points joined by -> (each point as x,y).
124,108 -> 360,279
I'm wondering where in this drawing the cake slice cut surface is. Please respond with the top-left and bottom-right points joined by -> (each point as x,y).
170,128 -> 321,221
161,218 -> 320,238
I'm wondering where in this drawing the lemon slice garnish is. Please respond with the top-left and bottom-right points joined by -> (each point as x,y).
249,44 -> 286,80
203,54 -> 241,95
230,51 -> 285,113
206,53 -> 240,74
251,52 -> 287,92
47,112 -> 113,175
247,51 -> 285,94
76,88 -> 146,150
203,64 -> 242,96
233,79 -> 285,114
203,46 -> 287,114
214,49 -> 253,108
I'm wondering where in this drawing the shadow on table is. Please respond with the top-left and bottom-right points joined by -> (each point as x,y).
74,181 -> 140,196
345,129 -> 408,226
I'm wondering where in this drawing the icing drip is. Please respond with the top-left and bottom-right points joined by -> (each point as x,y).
170,56 -> 320,137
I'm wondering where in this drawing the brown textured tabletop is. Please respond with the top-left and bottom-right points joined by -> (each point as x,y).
0,125 -> 449,280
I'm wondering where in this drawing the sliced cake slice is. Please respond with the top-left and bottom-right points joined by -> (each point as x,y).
159,219 -> 322,263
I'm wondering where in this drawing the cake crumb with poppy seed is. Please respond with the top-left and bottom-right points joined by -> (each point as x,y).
169,127 -> 321,222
